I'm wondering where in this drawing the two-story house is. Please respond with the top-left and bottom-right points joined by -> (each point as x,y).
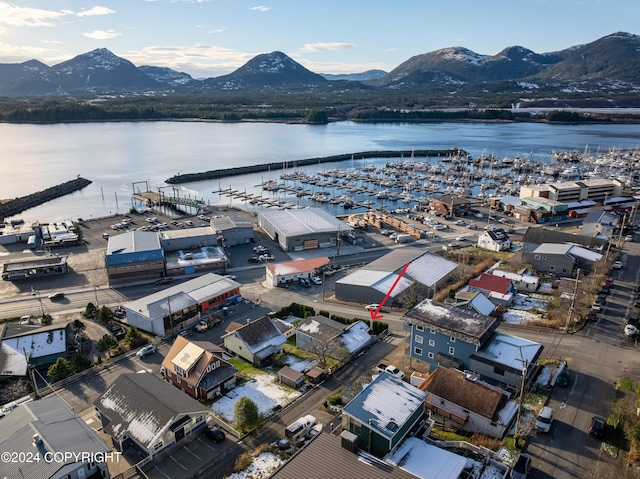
477,229 -> 511,252
404,299 -> 543,391
222,315 -> 286,366
420,367 -> 518,438
341,372 -> 426,458
161,335 -> 238,400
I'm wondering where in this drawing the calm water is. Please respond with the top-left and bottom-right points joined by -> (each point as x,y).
2,120 -> 640,221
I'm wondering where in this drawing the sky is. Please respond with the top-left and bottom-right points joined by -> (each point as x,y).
0,0 -> 638,79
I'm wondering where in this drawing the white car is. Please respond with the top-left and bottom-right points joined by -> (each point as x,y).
536,406 -> 554,432
613,261 -> 623,269
311,276 -> 322,285
365,303 -> 380,311
455,235 -> 466,241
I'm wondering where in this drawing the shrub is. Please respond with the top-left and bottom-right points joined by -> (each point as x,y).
234,452 -> 253,472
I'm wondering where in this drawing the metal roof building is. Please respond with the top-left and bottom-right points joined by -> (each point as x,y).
105,230 -> 165,285
258,208 -> 352,252
123,273 -> 241,337
335,248 -> 458,305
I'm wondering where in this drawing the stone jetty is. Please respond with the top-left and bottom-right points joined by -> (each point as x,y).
165,149 -> 466,184
0,177 -> 92,220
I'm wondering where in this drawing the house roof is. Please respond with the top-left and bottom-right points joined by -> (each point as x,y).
210,215 -> 254,231
492,270 -> 539,286
522,226 -> 607,250
230,316 -> 287,358
340,321 -> 372,354
95,373 -> 208,449
297,315 -> 345,341
106,230 -> 164,266
404,300 -> 498,346
259,208 -> 352,237
421,368 -> 506,421
468,273 -> 512,295
532,243 -> 573,255
342,372 -> 426,440
277,365 -> 305,382
0,396 -> 111,479
483,229 -> 510,243
470,333 -> 543,372
583,211 -> 620,226
266,257 -> 330,277
270,432 -> 418,479
456,292 -> 496,316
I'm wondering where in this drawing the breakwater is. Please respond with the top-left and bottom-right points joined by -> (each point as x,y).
165,149 -> 466,184
0,177 -> 92,220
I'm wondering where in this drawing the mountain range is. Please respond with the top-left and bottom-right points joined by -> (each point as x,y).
0,32 -> 638,105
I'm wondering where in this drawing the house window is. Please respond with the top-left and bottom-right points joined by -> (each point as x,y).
549,265 -> 555,270
415,335 -> 423,344
448,347 -> 455,355
428,339 -> 435,347
176,375 -> 181,384
414,347 -> 422,355
428,352 -> 434,359
494,366 -> 505,376
154,441 -> 163,451
450,336 -> 456,343
440,399 -> 445,405
534,254 -> 541,260
416,325 -> 424,331
196,415 -> 204,423
490,421 -> 497,427
430,329 -> 436,335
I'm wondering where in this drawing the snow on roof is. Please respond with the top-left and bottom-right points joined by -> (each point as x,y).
1,327 -> 67,375
472,333 -> 542,371
343,373 -> 426,439
298,319 -> 320,334
266,257 -> 330,276
492,269 -> 539,285
340,321 -> 371,353
335,269 -> 390,287
406,253 -> 458,288
568,245 -> 603,262
260,208 -> 352,237
387,437 -> 467,479
372,272 -> 414,296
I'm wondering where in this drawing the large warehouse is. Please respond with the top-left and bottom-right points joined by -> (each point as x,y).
210,215 -> 254,246
335,248 -> 458,305
105,230 -> 164,285
123,273 -> 241,337
258,208 -> 352,252
159,226 -> 219,251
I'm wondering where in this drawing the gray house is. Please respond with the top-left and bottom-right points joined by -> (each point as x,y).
1,396 -> 111,479
296,315 -> 346,357
521,227 -> 607,265
530,243 -> 603,277
580,210 -> 620,238
94,372 -> 210,459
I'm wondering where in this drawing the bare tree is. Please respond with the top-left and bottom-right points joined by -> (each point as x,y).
308,336 -> 349,369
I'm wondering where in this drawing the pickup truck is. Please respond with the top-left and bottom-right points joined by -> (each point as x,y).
376,363 -> 405,380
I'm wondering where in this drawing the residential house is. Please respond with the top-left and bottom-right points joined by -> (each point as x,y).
296,315 -> 347,359
161,335 -> 238,400
451,291 -> 497,316
521,227 -> 607,265
420,367 -> 518,438
94,372 -> 209,459
0,396 -> 111,479
581,210 -> 620,238
404,299 -> 543,390
467,273 -> 516,307
341,372 -> 426,458
491,269 -> 539,293
0,322 -> 73,378
530,243 -> 603,277
222,315 -> 286,366
429,194 -> 472,217
477,229 -> 511,252
468,333 -> 543,392
404,299 -> 498,372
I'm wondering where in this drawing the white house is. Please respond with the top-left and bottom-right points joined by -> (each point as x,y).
477,229 -> 511,252
491,269 -> 540,293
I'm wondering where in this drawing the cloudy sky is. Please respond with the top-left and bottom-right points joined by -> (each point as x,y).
0,0 -> 637,78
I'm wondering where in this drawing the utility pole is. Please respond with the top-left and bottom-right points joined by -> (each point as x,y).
514,358 -> 529,448
565,268 -> 581,332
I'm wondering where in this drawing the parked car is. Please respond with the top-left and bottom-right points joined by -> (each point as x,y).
365,303 -> 380,311
136,344 -> 157,358
311,276 -> 322,285
556,368 -> 570,387
600,284 -> 611,295
510,453 -> 531,479
454,219 -> 466,226
536,406 -> 554,432
248,256 -> 261,263
298,278 -> 311,288
625,234 -> 633,242
589,416 -> 606,438
466,223 -> 478,229
194,320 -> 209,333
155,277 -> 174,285
586,311 -> 598,322
613,260 -> 623,269
604,277 -> 614,287
48,292 -> 65,300
204,426 -> 225,442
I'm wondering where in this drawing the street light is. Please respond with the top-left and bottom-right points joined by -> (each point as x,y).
31,286 -> 45,318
